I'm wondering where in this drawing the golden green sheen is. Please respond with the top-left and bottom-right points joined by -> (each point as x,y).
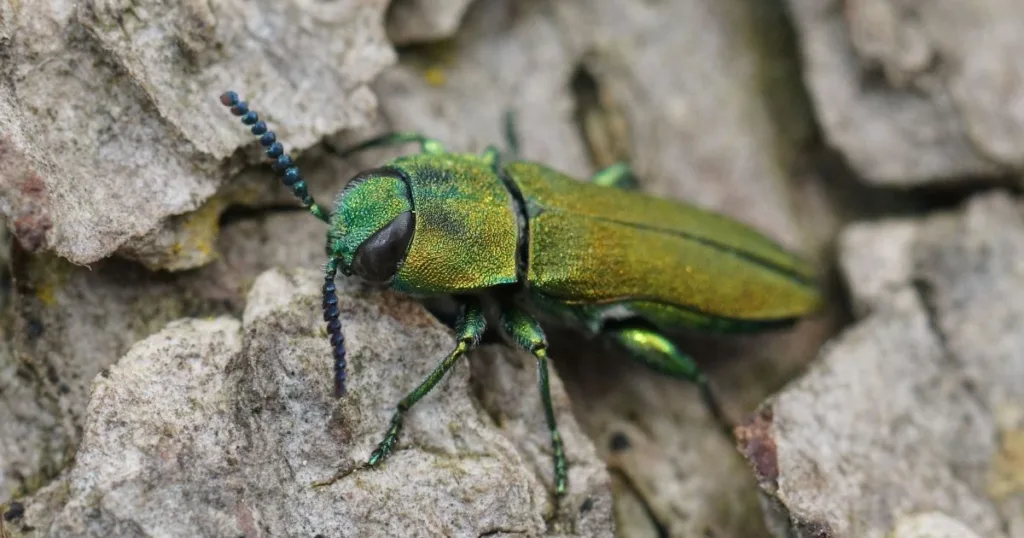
507,161 -> 820,321
390,153 -> 519,294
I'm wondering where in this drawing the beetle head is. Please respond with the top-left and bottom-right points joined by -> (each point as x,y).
328,167 -> 415,285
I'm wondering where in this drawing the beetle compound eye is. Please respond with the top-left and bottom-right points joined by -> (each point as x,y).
351,211 -> 414,283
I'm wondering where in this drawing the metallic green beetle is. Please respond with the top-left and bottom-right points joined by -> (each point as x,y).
220,91 -> 821,497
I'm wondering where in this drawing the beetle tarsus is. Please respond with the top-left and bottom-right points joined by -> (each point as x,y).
368,413 -> 404,466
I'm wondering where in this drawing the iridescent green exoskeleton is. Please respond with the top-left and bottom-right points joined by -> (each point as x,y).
220,91 -> 821,497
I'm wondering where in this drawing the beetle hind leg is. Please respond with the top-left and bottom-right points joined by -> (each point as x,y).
604,322 -> 733,437
501,304 -> 568,497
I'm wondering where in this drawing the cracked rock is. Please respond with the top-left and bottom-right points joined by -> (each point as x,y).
0,0 -> 393,269
740,191 -> 1024,537
5,268 -> 612,537
787,0 -> 1024,184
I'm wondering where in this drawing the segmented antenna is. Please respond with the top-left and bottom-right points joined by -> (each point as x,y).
323,258 -> 347,397
221,91 -> 346,397
219,91 -> 330,223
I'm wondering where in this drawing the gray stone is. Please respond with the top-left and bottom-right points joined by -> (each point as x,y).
786,0 -> 1024,184
0,0 -> 393,269
0,208 -> 329,501
890,512 -> 983,538
386,0 -> 476,45
4,268 -> 612,537
837,218 -> 919,316
741,192 -> 1024,537
372,0 -> 591,180
0,339 -> 60,503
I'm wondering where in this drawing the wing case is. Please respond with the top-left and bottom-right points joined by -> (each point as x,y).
504,161 -> 820,329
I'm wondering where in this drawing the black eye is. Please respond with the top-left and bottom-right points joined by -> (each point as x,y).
351,211 -> 414,283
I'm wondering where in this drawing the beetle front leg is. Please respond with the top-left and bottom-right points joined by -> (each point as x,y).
604,322 -> 733,437
367,297 -> 486,468
501,304 -> 568,497
590,162 -> 637,190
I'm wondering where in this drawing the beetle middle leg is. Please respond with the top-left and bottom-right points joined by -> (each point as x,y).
590,162 -> 637,190
324,131 -> 446,157
503,109 -> 521,158
500,304 -> 568,497
482,145 -> 503,172
481,109 -> 520,172
603,322 -> 733,437
366,297 -> 486,468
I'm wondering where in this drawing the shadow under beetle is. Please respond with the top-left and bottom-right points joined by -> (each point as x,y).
219,90 -> 822,497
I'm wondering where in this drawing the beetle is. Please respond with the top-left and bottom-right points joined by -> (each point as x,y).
219,90 -> 821,497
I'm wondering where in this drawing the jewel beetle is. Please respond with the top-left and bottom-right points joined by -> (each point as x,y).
219,90 -> 821,497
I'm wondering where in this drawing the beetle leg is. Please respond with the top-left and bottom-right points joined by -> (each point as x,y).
503,109 -> 521,158
604,323 -> 733,438
482,145 -> 502,172
500,304 -> 568,497
367,297 -> 486,468
324,132 -> 446,157
590,162 -> 637,190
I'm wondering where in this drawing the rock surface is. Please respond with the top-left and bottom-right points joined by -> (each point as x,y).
24,0 -> 1024,535
890,513 -> 984,538
0,0 -> 393,269
739,191 -> 1024,537
787,0 -> 1024,184
3,268 -> 612,537
0,208 -> 328,501
386,0 -> 476,45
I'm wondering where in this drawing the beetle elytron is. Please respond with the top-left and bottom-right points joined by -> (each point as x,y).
219,91 -> 820,497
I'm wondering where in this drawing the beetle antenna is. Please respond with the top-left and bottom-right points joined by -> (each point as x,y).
219,91 -> 330,224
323,258 -> 347,397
